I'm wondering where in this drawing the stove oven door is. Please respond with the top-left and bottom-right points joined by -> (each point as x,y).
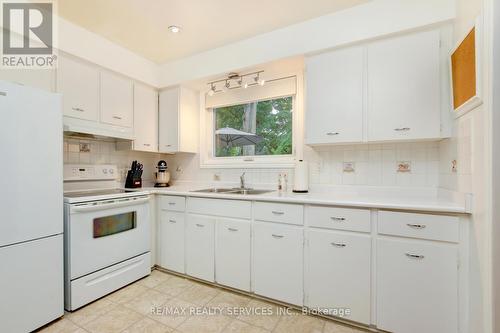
67,195 -> 150,279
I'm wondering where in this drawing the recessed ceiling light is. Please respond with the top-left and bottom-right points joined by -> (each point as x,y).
168,25 -> 181,33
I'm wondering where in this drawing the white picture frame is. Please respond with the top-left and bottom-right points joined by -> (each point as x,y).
449,17 -> 483,119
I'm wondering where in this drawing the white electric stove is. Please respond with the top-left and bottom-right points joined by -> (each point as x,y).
63,164 -> 151,311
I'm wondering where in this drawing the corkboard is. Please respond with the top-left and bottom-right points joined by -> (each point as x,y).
451,28 -> 476,110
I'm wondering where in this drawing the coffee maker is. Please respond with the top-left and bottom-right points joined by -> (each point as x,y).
154,160 -> 170,187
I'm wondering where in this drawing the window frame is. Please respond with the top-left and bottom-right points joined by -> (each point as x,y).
200,71 -> 304,169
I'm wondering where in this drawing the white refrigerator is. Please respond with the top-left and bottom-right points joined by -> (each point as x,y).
0,81 -> 64,332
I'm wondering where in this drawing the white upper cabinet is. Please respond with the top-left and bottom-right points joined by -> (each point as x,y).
159,86 -> 198,154
306,46 -> 364,144
100,71 -> 133,128
57,54 -> 99,121
305,28 -> 445,145
133,83 -> 158,152
367,30 -> 441,141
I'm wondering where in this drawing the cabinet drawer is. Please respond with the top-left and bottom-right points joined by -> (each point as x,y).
187,197 -> 251,219
254,202 -> 304,225
378,211 -> 459,243
158,195 -> 186,212
307,206 -> 370,232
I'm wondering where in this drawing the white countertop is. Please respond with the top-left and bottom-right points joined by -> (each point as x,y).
135,184 -> 470,214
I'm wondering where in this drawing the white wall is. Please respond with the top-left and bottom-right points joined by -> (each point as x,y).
438,0 -> 492,332
57,18 -> 160,86
158,0 -> 456,87
490,0 -> 499,331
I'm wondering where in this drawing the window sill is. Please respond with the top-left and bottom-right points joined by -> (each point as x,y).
200,156 -> 295,169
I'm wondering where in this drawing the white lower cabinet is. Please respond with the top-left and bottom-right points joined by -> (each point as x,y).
376,238 -> 458,333
306,229 -> 371,324
216,218 -> 251,291
186,214 -> 215,282
159,210 -> 185,273
253,221 -> 303,305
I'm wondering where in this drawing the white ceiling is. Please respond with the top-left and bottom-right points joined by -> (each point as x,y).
58,0 -> 368,64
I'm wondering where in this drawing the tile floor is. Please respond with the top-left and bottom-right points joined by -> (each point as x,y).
38,270 -> 367,333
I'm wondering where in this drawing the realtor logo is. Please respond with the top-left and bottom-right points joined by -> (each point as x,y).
1,1 -> 57,68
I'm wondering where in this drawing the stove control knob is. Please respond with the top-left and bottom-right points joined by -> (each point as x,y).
103,169 -> 108,174
109,169 -> 114,174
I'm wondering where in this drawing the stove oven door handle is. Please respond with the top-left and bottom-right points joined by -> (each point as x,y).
71,196 -> 150,213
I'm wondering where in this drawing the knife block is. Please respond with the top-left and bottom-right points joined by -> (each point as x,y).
125,170 -> 142,188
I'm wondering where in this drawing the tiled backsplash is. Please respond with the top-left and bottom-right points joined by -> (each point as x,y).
304,142 -> 440,187
64,137 -> 447,189
162,142 -> 442,188
63,137 -> 166,182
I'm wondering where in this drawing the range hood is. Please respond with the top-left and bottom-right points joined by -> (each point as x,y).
63,117 -> 134,141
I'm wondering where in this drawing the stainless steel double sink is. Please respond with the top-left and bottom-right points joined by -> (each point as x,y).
191,188 -> 273,195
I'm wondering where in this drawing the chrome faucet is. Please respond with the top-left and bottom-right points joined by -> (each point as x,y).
240,172 -> 246,189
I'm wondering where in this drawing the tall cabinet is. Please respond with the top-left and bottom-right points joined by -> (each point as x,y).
159,86 -> 199,153
305,46 -> 364,144
367,29 -> 441,141
133,83 -> 158,152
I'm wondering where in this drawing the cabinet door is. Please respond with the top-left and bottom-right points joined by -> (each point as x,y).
159,88 -> 179,153
253,222 -> 303,305
306,230 -> 371,324
186,214 -> 215,282
306,46 -> 364,144
159,211 -> 185,273
100,71 -> 133,127
57,55 -> 99,121
216,218 -> 251,291
376,238 -> 458,333
134,83 -> 158,152
367,30 -> 441,141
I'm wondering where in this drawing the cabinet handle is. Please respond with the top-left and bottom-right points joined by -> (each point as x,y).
113,115 -> 122,120
227,227 -> 238,232
195,223 -> 205,228
165,145 -> 172,147
271,211 -> 284,215
168,202 -> 176,205
394,127 -> 411,132
406,223 -> 426,229
143,143 -> 151,147
405,253 -> 425,260
330,217 -> 346,221
168,219 -> 176,223
330,242 -> 346,247
72,107 -> 84,112
0,91 -> 6,96
272,234 -> 284,239
326,132 -> 339,136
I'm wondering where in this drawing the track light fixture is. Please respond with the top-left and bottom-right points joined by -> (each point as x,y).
206,70 -> 265,95
207,83 -> 216,96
